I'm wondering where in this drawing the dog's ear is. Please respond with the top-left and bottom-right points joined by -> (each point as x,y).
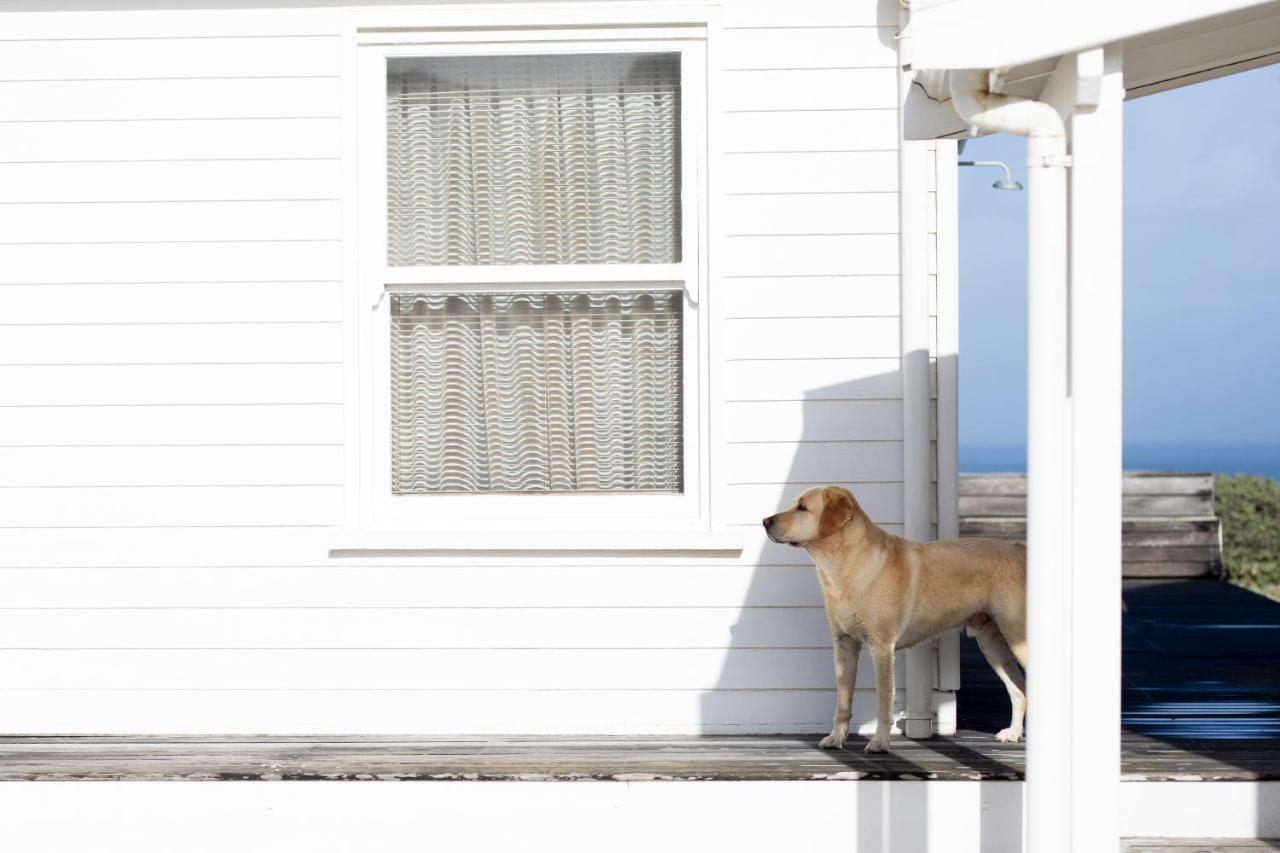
818,487 -> 855,538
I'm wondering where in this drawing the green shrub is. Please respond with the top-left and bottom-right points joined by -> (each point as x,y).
1216,474 -> 1280,598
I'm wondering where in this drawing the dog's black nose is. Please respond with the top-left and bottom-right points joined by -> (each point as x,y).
762,516 -> 774,530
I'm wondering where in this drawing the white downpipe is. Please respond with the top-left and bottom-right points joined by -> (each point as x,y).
950,70 -> 1072,853
898,14 -> 935,742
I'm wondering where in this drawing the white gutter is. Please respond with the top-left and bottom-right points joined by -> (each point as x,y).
898,9 -> 936,743
950,70 -> 1074,851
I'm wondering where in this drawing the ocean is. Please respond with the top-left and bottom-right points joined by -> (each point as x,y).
961,443 -> 1280,481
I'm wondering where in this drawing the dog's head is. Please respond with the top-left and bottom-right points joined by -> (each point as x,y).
762,486 -> 860,548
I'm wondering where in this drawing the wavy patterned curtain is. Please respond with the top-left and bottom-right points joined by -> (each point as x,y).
385,52 -> 685,494
390,291 -> 683,493
386,53 -> 681,266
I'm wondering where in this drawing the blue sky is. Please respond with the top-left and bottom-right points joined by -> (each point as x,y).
957,64 -> 1280,455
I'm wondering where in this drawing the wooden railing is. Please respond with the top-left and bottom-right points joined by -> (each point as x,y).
959,472 -> 1223,578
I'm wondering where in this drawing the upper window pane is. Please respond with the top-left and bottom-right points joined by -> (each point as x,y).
386,53 -> 682,266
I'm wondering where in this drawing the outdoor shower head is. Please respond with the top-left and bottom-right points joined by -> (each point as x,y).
958,159 -> 1023,191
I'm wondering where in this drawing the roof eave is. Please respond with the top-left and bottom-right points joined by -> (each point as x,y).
904,0 -> 1280,72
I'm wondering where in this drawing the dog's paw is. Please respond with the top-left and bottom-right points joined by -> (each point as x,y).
864,733 -> 891,753
818,729 -> 847,750
994,727 -> 1023,743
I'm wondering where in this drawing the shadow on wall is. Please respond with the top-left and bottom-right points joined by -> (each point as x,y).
700,355 -> 948,737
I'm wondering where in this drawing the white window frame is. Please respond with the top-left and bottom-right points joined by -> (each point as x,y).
339,18 -> 728,550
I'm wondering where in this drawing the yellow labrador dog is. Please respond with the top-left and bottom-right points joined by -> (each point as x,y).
763,485 -> 1027,753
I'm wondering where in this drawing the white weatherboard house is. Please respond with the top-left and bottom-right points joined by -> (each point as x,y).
1,0 -> 1279,850
0,4 -> 963,736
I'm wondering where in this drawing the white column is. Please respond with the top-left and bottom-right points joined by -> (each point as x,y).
898,21 -> 936,741
1065,46 -> 1125,851
1024,46 -> 1125,852
1024,111 -> 1073,853
934,139 -> 962,732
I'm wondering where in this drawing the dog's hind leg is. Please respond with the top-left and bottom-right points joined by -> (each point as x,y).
987,588 -> 1028,669
968,619 -> 1026,743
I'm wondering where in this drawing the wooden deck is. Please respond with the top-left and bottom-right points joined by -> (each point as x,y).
0,732 -> 1023,782
959,578 -> 1280,782
1,579 -> 1276,782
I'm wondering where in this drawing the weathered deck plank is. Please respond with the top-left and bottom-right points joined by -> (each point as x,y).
0,732 -> 1025,781
0,727 -> 1276,781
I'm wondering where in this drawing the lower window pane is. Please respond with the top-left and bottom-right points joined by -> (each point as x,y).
390,289 -> 683,494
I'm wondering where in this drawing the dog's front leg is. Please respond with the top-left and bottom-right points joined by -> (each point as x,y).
865,643 -> 895,752
819,635 -> 860,749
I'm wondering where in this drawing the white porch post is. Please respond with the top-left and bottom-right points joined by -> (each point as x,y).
1065,45 -> 1125,851
898,15 -> 936,741
1023,79 -> 1073,851
1024,46 -> 1125,851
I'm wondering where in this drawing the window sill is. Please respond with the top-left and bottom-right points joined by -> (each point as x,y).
328,530 -> 743,557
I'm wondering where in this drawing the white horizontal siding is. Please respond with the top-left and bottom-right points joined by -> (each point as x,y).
721,193 -> 898,236
0,118 -> 342,161
0,323 -> 341,364
724,151 -> 936,194
725,441 -> 905,483
1,404 -> 344,446
0,607 -> 832,649
725,360 -> 938,402
723,0 -> 896,28
0,364 -> 342,406
724,234 -> 902,277
0,77 -> 338,121
0,35 -> 339,79
0,201 -> 340,243
720,26 -> 894,70
0,564 -> 826,608
0,689 -> 891,735
725,400 -> 905,443
721,276 -> 905,317
0,282 -> 340,324
725,442 -> 937,486
0,0 -> 933,736
723,68 -> 897,112
0,242 -> 341,284
0,160 -> 340,203
721,110 -> 897,152
724,358 -> 903,400
0,8 -> 338,39
0,648 -> 872,690
0,445 -> 343,487
0,486 -> 342,528
723,151 -> 898,193
727,317 -> 938,359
